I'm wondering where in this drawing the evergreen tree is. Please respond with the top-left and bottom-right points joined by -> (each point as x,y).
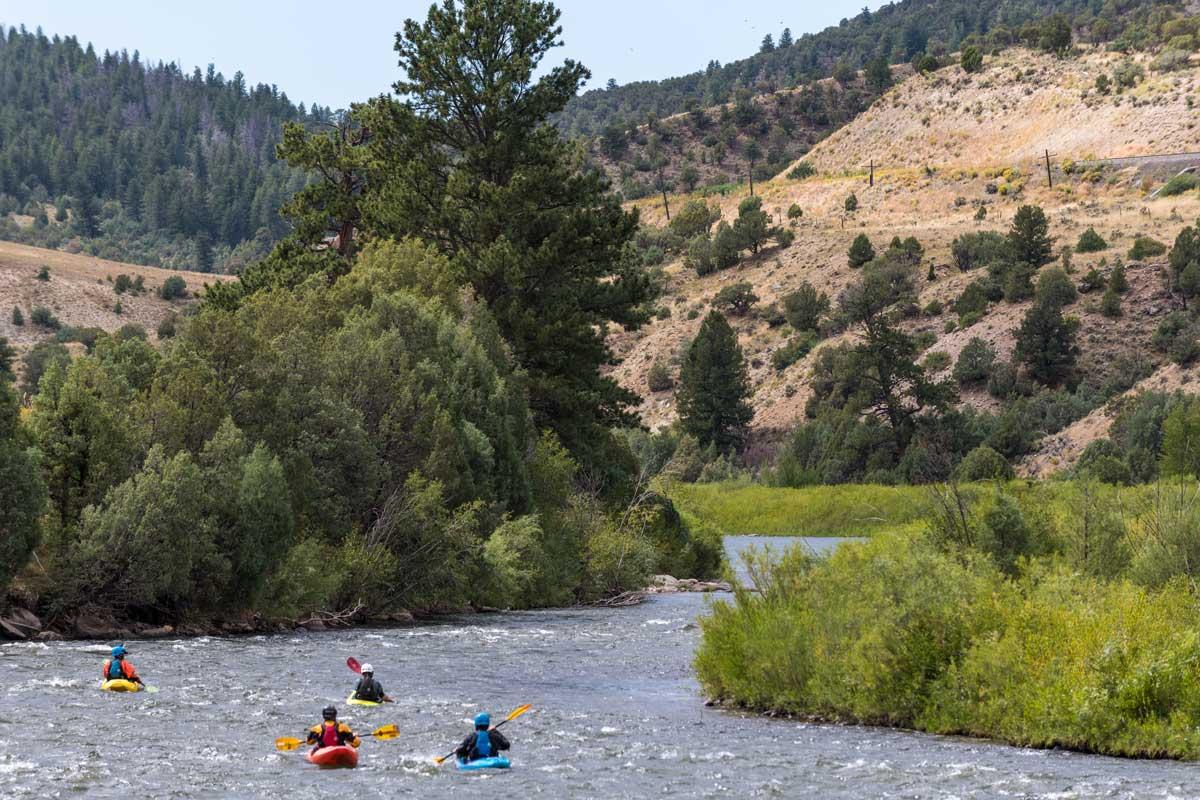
960,45 -> 983,73
848,233 -> 875,268
779,28 -> 793,48
1008,205 -> 1054,266
677,311 -> 753,453
760,34 -> 775,53
865,55 -> 892,91
1014,296 -> 1079,385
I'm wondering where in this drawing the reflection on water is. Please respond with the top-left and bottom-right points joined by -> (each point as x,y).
2,536 -> 1195,798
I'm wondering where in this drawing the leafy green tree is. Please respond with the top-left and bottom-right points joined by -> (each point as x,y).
1008,205 -> 1053,266
19,340 -> 71,398
31,357 -> 140,535
782,282 -> 830,332
960,45 -> 983,73
1169,221 -> 1200,303
848,233 -> 875,268
0,373 -> 45,593
1100,287 -> 1122,318
1014,296 -> 1079,386
1038,13 -> 1072,54
865,55 -> 892,91
351,0 -> 652,464
953,444 -> 1012,481
844,192 -> 859,213
677,311 -> 753,452
733,196 -> 789,254
712,282 -> 758,316
1160,399 -> 1200,478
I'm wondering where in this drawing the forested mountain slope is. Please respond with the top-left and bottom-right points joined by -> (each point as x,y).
559,0 -> 1185,138
0,26 -> 326,273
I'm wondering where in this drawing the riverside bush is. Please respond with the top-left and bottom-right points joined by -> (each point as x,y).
697,525 -> 1200,759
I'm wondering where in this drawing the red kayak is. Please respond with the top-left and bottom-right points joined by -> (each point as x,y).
306,745 -> 359,769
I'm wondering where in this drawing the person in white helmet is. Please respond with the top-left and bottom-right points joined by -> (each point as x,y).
352,663 -> 393,703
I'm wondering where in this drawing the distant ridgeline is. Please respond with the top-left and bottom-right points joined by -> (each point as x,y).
558,0 -> 1183,138
0,25 -> 327,272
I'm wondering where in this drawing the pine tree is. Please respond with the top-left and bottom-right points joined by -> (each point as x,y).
1008,205 -> 1054,266
1014,296 -> 1079,385
677,311 -> 753,452
779,28 -> 793,48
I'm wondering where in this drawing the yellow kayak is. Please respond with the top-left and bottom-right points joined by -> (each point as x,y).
346,694 -> 381,707
101,679 -> 143,693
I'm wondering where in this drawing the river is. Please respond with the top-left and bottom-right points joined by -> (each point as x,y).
3,536 -> 1198,798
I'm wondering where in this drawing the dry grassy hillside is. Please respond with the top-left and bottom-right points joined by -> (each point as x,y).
0,240 -> 231,352
608,47 -> 1200,475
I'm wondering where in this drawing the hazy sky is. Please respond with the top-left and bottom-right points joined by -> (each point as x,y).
1,1 -> 882,109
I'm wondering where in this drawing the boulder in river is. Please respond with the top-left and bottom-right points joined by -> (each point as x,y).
0,607 -> 43,639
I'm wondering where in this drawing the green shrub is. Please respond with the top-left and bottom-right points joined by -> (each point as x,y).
10,307 -> 23,326
847,233 -> 875,268
1109,262 -> 1128,293
922,350 -> 951,373
787,203 -> 803,219
113,274 -> 133,295
29,305 -> 60,330
953,337 -> 997,386
1076,227 -> 1108,253
647,360 -> 674,392
1100,287 -> 1122,318
844,193 -> 859,213
955,280 -> 990,318
951,231 -> 1010,271
782,282 -> 829,332
788,162 -> 815,181
156,313 -> 177,340
960,45 -> 983,73
954,445 -> 1013,481
1158,172 -> 1200,197
771,333 -> 815,372
1036,267 -> 1077,306
159,275 -> 188,300
1078,268 -> 1106,293
924,299 -> 944,316
1153,312 -> 1200,365
1129,235 -> 1167,260
36,266 -> 49,281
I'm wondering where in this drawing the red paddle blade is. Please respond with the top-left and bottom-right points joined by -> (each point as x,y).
347,657 -> 362,674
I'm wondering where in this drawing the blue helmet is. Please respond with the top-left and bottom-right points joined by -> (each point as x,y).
111,644 -> 127,658
474,712 -> 490,728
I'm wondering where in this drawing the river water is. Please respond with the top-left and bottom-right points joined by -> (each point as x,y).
3,536 -> 1198,798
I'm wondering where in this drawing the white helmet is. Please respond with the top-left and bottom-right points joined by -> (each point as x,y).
361,663 -> 373,674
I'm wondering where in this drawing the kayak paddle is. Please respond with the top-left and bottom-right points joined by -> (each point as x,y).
275,724 -> 399,751
434,704 -> 532,765
347,657 -> 362,675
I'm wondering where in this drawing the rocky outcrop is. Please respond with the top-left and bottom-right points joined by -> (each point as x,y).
0,607 -> 43,639
647,574 -> 732,593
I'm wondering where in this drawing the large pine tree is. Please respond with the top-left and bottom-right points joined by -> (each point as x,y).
677,311 -> 753,452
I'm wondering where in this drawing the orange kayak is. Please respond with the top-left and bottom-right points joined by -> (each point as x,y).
306,745 -> 358,769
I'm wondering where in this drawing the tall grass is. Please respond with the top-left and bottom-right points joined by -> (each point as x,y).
667,482 -> 931,537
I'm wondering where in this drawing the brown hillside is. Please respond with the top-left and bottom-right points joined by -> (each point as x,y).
0,240 -> 231,352
609,47 -> 1200,475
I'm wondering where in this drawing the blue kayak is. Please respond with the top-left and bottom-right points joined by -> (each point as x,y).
456,756 -> 511,771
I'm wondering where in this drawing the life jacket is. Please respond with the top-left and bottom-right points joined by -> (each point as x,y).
473,729 -> 492,759
319,722 -> 341,748
355,677 -> 381,702
104,659 -> 129,680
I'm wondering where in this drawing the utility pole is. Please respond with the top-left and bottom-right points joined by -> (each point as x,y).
869,159 -> 874,187
1045,149 -> 1054,188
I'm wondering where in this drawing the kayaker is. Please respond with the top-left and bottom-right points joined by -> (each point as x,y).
353,663 -> 393,704
307,706 -> 361,751
101,644 -> 143,686
455,712 -> 510,763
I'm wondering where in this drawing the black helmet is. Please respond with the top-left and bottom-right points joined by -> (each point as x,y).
322,705 -> 337,720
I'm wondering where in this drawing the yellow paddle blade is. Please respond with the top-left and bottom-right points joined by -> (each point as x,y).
275,737 -> 303,751
434,753 -> 452,765
505,703 -> 533,723
371,724 -> 399,740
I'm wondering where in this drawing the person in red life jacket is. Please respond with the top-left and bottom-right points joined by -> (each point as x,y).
306,706 -> 361,752
455,712 -> 510,763
352,663 -> 393,703
101,644 -> 143,686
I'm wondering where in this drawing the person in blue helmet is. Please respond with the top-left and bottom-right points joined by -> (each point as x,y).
101,644 -> 143,686
454,712 -> 510,763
